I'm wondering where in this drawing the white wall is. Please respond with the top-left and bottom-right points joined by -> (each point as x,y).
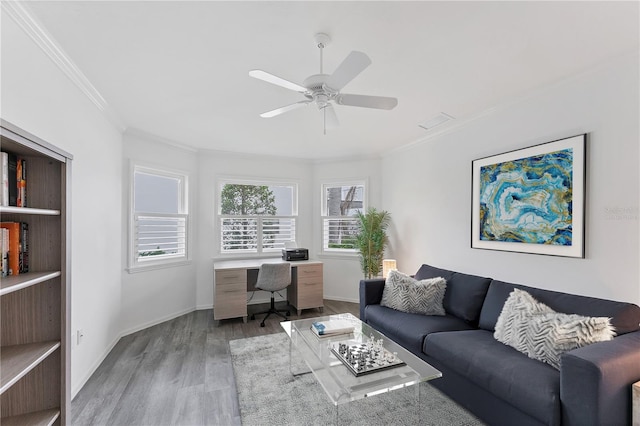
313,158 -> 383,302
120,131 -> 199,334
382,52 -> 640,305
1,15 -> 124,396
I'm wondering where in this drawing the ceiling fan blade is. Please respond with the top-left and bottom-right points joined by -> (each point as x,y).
337,94 -> 398,110
325,51 -> 372,91
260,101 -> 311,118
324,104 -> 339,130
249,69 -> 307,93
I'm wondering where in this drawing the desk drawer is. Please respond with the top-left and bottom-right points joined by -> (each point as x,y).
296,264 -> 323,281
297,281 -> 323,308
215,294 -> 247,319
215,269 -> 246,284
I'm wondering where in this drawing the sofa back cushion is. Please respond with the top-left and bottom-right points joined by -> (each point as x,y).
414,264 -> 491,325
479,280 -> 640,335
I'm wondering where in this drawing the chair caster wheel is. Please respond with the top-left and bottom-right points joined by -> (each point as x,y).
250,314 -> 255,320
260,322 -> 266,327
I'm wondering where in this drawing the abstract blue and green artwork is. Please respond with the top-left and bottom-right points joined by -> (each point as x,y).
479,149 -> 573,245
472,134 -> 585,257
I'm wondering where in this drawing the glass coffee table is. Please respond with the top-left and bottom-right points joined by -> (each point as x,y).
281,313 -> 442,423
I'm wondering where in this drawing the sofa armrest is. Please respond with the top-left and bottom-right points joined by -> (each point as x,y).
560,331 -> 640,426
359,278 -> 386,320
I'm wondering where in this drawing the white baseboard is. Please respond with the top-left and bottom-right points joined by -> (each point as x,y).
120,306 -> 196,337
323,295 -> 359,304
196,303 -> 213,310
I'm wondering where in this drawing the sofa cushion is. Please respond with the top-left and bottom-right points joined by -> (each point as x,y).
423,329 -> 561,425
494,289 -> 615,369
414,264 -> 491,325
364,304 -> 475,354
380,270 -> 446,316
479,280 -> 640,335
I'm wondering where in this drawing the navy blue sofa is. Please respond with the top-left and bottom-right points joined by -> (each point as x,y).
359,264 -> 640,426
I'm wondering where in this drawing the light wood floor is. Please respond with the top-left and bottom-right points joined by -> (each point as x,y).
71,299 -> 360,425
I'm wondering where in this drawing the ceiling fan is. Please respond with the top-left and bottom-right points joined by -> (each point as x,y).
249,33 -> 398,134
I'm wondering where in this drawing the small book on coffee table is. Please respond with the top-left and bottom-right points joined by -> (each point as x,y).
311,320 -> 355,337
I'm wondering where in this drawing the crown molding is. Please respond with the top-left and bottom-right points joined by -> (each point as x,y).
124,128 -> 198,153
2,0 -> 126,132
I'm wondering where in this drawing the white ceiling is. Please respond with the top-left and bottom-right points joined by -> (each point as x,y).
22,1 -> 640,160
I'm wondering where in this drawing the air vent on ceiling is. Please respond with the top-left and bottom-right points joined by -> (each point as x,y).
419,112 -> 454,131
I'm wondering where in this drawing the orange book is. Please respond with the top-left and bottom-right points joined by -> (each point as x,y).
0,222 -> 20,275
16,158 -> 26,207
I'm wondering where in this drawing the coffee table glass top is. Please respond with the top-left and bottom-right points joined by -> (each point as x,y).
281,313 -> 441,405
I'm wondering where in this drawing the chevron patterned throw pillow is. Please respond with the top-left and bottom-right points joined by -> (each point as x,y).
380,270 -> 446,316
494,289 -> 616,369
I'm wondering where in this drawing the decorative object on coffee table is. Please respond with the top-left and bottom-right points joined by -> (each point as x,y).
330,335 -> 405,377
471,134 -> 586,257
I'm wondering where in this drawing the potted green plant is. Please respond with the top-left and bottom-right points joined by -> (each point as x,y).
355,207 -> 391,279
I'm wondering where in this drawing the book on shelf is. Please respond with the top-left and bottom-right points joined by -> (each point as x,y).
20,222 -> 29,273
7,152 -> 18,207
1,152 -> 8,206
0,221 -> 29,275
0,152 -> 27,207
1,228 -> 8,277
1,222 -> 20,276
311,319 -> 355,337
17,157 -> 26,207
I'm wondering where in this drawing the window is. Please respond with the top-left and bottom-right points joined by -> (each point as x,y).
129,165 -> 189,270
322,182 -> 365,252
218,179 -> 297,254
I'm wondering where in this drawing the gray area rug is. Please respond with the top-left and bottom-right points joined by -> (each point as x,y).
229,333 -> 484,426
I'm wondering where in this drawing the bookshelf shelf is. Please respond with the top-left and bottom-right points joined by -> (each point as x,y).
0,120 -> 71,425
0,341 -> 61,394
0,271 -> 62,296
1,408 -> 60,426
0,206 -> 61,216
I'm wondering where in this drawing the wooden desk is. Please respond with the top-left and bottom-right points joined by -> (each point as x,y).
213,258 -> 324,323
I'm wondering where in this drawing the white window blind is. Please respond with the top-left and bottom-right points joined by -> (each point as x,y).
220,217 -> 296,252
135,213 -> 188,260
322,217 -> 359,251
263,217 -> 296,250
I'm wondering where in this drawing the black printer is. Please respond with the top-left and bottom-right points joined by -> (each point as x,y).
282,248 -> 309,261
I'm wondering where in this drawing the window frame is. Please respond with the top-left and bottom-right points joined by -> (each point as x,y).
216,177 -> 298,257
320,179 -> 367,255
128,162 -> 191,273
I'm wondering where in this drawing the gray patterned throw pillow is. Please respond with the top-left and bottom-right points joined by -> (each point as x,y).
494,289 -> 616,369
380,270 -> 446,316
